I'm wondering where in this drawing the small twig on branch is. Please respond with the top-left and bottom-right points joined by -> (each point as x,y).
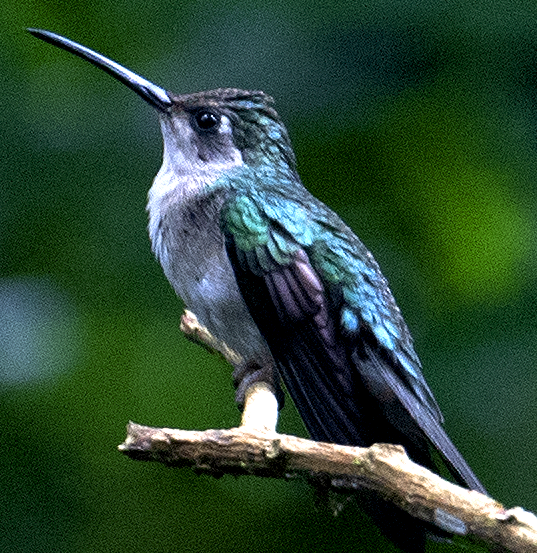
180,310 -> 243,367
119,311 -> 537,553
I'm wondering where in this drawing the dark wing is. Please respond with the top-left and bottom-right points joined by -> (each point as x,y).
222,191 -> 486,494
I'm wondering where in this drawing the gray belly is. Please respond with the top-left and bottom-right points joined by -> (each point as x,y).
153,200 -> 270,362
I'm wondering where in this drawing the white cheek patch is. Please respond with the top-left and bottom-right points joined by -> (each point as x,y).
218,115 -> 234,136
215,115 -> 243,167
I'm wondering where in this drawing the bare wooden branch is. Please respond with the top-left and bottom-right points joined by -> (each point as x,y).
119,423 -> 536,553
240,381 -> 279,432
119,310 -> 537,552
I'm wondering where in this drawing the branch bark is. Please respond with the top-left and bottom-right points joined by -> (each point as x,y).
119,424 -> 536,552
118,311 -> 537,553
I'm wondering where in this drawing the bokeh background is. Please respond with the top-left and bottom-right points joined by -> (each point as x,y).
3,1 -> 537,551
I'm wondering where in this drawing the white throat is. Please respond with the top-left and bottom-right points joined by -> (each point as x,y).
147,113 -> 243,264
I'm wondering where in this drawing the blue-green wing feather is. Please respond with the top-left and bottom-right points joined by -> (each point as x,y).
222,181 -> 485,494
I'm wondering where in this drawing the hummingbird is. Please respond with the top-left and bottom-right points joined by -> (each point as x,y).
29,29 -> 486,551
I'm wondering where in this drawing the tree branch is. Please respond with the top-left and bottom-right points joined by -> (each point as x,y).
118,311 -> 537,553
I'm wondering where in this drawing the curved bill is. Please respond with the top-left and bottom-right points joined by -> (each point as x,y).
28,29 -> 172,112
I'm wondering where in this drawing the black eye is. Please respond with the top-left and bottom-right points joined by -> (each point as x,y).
195,110 -> 220,130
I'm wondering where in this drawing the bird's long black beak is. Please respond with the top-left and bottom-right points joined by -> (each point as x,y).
28,29 -> 173,112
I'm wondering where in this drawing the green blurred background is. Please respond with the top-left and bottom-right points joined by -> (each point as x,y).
3,1 -> 537,551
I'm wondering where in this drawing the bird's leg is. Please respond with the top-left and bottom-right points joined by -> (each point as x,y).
232,358 -> 281,432
180,310 -> 280,432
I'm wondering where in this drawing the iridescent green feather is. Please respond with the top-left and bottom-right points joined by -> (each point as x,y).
221,174 -> 441,418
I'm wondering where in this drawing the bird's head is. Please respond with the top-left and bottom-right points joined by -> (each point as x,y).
28,30 -> 296,176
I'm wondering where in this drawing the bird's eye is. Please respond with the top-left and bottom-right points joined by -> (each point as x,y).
195,110 -> 220,130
